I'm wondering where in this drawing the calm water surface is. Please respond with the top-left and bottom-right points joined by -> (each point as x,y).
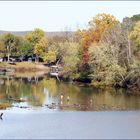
1,73 -> 140,139
0,73 -> 140,112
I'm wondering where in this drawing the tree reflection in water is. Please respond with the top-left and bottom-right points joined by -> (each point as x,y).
0,74 -> 140,111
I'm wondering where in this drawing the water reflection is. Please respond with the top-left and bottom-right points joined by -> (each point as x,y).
0,74 -> 140,111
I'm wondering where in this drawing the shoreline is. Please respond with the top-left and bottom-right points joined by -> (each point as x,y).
0,62 -> 140,93
0,62 -> 49,72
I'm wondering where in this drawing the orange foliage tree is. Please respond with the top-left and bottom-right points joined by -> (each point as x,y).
76,13 -> 119,67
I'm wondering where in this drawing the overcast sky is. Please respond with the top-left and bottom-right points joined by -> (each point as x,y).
0,1 -> 140,31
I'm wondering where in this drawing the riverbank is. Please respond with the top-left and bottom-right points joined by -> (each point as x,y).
0,62 -> 49,72
0,62 -> 140,93
1,111 -> 140,139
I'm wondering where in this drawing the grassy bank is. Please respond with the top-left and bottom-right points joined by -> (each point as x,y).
0,103 -> 11,110
0,62 -> 49,72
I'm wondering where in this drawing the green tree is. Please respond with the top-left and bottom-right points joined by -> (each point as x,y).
130,21 -> 140,48
20,40 -> 33,57
60,42 -> 80,78
131,14 -> 140,22
25,28 -> 45,58
89,44 -> 126,86
0,39 -> 6,57
2,33 -> 22,61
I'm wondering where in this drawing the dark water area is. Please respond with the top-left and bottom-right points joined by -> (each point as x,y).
0,73 -> 140,112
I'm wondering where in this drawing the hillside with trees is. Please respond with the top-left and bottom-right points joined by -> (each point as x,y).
0,13 -> 140,91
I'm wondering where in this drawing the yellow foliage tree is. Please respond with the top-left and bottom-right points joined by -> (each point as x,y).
89,13 -> 119,32
0,40 -> 6,57
43,50 -> 56,63
25,28 -> 45,48
34,37 -> 56,63
34,37 -> 48,61
76,13 -> 119,65
130,21 -> 140,48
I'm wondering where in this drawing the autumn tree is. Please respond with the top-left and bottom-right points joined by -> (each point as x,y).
89,13 -> 119,42
76,13 -> 119,46
101,24 -> 134,66
25,28 -> 45,45
25,28 -> 45,57
34,37 -> 48,61
0,39 -> 6,57
47,41 -> 71,64
129,21 -> 140,69
43,50 -> 56,63
130,21 -> 140,48
122,17 -> 135,32
34,36 -> 56,63
89,44 -> 127,86
122,14 -> 140,32
76,13 -> 119,77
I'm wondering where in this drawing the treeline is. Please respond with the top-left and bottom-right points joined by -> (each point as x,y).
0,13 -> 140,89
75,13 -> 140,89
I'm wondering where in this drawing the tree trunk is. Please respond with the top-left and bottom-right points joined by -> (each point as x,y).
127,30 -> 131,65
7,53 -> 10,62
7,45 -> 10,62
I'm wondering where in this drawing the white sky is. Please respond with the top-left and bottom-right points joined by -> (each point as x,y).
0,1 -> 140,31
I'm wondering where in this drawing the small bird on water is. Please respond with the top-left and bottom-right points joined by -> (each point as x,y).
60,94 -> 64,100
0,113 -> 3,119
67,96 -> 70,102
90,99 -> 93,104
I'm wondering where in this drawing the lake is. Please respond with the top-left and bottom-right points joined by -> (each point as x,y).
1,73 -> 140,139
0,73 -> 140,112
